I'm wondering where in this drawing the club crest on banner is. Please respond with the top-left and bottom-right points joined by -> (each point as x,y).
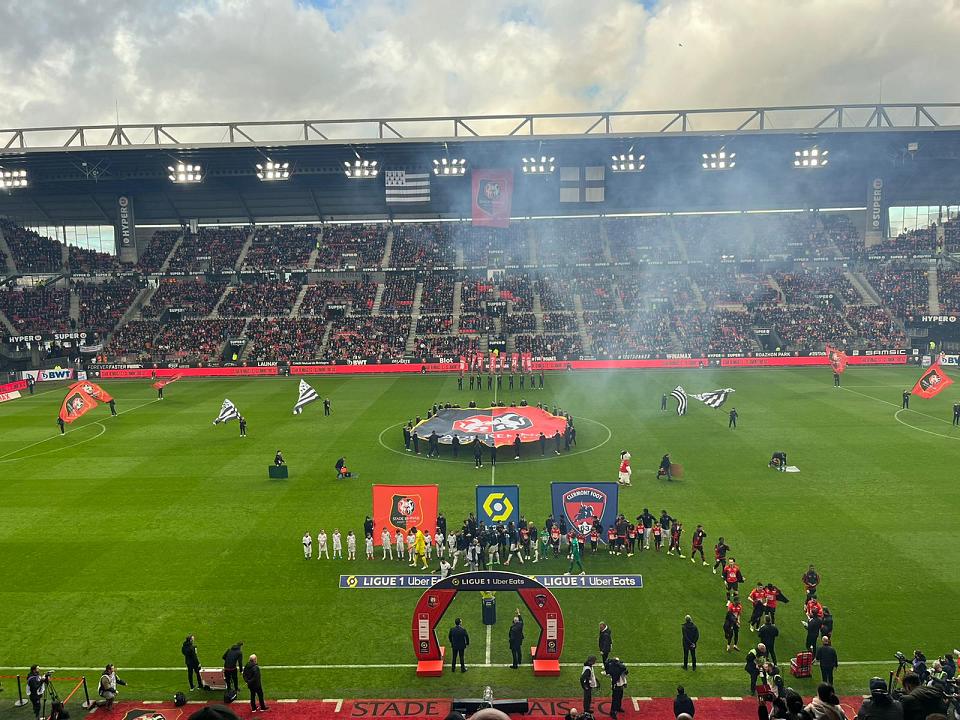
551,482 -> 619,543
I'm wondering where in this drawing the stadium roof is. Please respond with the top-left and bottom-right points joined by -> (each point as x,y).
1,102 -> 959,225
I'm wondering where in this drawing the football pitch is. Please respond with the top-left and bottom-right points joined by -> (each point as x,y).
1,367 -> 958,706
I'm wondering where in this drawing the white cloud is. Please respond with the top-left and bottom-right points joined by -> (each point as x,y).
0,0 -> 957,133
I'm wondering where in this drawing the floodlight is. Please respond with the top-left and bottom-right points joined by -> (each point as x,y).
344,159 -> 379,179
167,162 -> 202,183
256,160 -> 291,181
522,156 -> 555,174
0,168 -> 28,188
610,153 -> 645,172
700,150 -> 736,171
432,158 -> 467,176
793,147 -> 828,168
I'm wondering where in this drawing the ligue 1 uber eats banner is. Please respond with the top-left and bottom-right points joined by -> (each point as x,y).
413,406 -> 567,447
372,485 -> 439,546
476,485 -> 521,527
551,482 -> 620,545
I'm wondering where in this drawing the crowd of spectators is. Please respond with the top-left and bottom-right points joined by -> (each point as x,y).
244,318 -> 327,361
587,310 -> 670,358
106,320 -> 163,360
314,224 -> 387,270
457,225 -> 529,266
390,223 -> 455,268
326,316 -> 410,361
938,270 -> 960,315
218,280 -> 299,318
457,313 -> 492,334
573,272 -> 617,310
514,333 -> 584,359
504,313 -> 536,334
136,230 -> 180,273
69,245 -> 126,274
142,277 -> 229,318
773,268 -> 860,306
379,274 -> 416,312
844,306 -> 905,348
871,225 -> 937,255
0,285 -> 71,333
153,319 -> 245,362
537,219 -> 605,264
703,310 -> 757,354
167,227 -> 249,273
299,279 -> 377,316
412,335 -> 479,358
416,315 -> 454,334
243,226 -> 315,270
693,269 -> 772,306
753,303 -> 853,349
76,279 -> 141,335
460,278 -> 491,314
419,273 -> 455,313
1,220 -> 63,272
866,264 -> 929,317
499,273 -> 533,311
535,275 -> 573,311
542,312 -> 578,333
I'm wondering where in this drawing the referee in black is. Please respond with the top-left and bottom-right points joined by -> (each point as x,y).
902,390 -> 910,409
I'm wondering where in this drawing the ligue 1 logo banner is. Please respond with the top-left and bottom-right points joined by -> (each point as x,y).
476,485 -> 521,527
372,485 -> 439,546
550,482 -> 619,544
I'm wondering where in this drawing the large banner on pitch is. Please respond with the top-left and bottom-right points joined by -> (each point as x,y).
372,485 -> 439,546
476,485 -> 520,526
551,482 -> 619,544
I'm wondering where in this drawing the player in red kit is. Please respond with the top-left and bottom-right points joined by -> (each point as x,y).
725,593 -> 742,651
667,521 -> 685,558
748,581 -> 767,630
589,527 -> 599,554
724,558 -> 743,600
607,526 -> 618,555
690,524 -> 707,566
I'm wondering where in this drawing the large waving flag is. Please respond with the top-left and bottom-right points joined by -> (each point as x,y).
825,345 -> 848,374
59,388 -> 99,424
690,388 -> 735,409
671,386 -> 688,416
70,380 -> 113,403
293,379 -> 319,415
912,362 -> 953,399
153,374 -> 182,390
213,398 -> 240,425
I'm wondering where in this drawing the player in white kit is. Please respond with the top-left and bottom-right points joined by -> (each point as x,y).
332,529 -> 343,559
395,529 -> 405,560
365,534 -> 374,560
435,530 -> 445,558
423,531 -> 433,561
317,530 -> 329,559
302,531 -> 312,559
346,530 -> 357,560
447,531 -> 458,568
381,528 -> 393,559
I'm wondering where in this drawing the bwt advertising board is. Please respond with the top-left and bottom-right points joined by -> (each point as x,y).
476,485 -> 520,526
372,485 -> 439,546
551,482 -> 619,543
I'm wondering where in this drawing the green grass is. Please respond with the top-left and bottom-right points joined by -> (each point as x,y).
0,367 -> 957,708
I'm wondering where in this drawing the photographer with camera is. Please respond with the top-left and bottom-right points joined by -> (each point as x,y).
26,666 -> 46,720
605,657 -> 628,720
95,664 -> 126,709
854,678 -> 902,720
899,671 -> 946,720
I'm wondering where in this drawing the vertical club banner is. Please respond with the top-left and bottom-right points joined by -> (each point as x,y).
471,169 -> 514,228
551,482 -> 620,544
116,196 -> 135,248
372,485 -> 439,546
476,485 -> 521,526
866,177 -> 884,245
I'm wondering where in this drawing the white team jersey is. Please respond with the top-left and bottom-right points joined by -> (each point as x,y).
435,532 -> 444,548
447,534 -> 457,550
381,531 -> 391,547
332,533 -> 342,549
365,537 -> 374,553
396,532 -> 405,547
318,533 -> 327,548
424,533 -> 432,548
439,561 -> 451,579
347,535 -> 356,550
303,534 -> 312,547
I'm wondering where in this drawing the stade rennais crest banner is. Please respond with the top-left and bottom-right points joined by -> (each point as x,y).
471,169 -> 514,228
476,485 -> 521,526
413,406 -> 567,447
550,482 -> 619,544
372,485 -> 439,546
912,362 -> 953,399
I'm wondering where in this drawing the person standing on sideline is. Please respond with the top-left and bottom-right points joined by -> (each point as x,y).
222,642 -> 243,696
157,382 -> 164,399
239,415 -> 247,437
674,686 -> 695,718
27,375 -> 35,394
317,529 -> 329,559
458,373 -> 463,391
661,392 -> 668,411
567,533 -> 584,575
489,443 -> 497,467
953,401 -> 960,426
448,618 -> 469,672
381,528 -> 393,560
598,622 -> 612,666
513,434 -> 522,460
803,564 -> 821,600
682,615 -> 699,670
403,424 -> 412,451
580,656 -> 598,713
902,390 -> 910,409
508,615 -> 524,668
181,635 -> 203,691
834,371 -> 841,387
758,616 -> 780,664
473,438 -> 484,468
745,646 -> 761,696
57,416 -> 65,434
302,531 -> 312,559
26,665 -> 44,719
728,407 -> 738,428
554,430 -> 562,455
242,654 -> 267,713
814,635 -> 838,686
109,398 -> 117,416
539,432 -> 547,456
323,398 -> 331,416
606,657 -> 628,720
723,605 -> 740,653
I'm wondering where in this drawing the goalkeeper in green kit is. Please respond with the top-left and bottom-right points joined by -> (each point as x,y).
566,534 -> 585,575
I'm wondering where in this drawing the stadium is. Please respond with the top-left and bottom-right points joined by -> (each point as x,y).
3,11 -> 960,720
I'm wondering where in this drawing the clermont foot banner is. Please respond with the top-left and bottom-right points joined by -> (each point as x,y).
413,406 -> 567,446
551,482 -> 619,543
372,484 -> 439,546
471,169 -> 514,228
476,485 -> 520,526
912,362 -> 953,399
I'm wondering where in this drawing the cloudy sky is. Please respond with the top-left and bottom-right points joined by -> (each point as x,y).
1,0 -> 958,131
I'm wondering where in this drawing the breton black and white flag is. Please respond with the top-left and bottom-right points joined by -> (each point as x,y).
691,388 -> 735,409
671,386 -> 688,416
293,379 -> 319,415
213,398 -> 240,425
385,170 -> 431,203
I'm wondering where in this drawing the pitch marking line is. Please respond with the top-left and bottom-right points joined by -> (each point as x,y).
840,386 -> 960,439
485,625 -> 492,666
0,398 -> 161,463
0,660 -> 894,672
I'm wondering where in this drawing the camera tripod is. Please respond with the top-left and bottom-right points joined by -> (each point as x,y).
40,675 -> 62,720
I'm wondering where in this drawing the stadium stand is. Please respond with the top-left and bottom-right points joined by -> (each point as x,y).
166,227 -> 249,273
76,279 -> 141,336
391,223 -> 455,268
1,220 -> 63,272
136,230 -> 180,273
299,279 -> 377,316
0,285 -> 71,333
218,280 -> 299,318
243,226 -> 315,271
153,319 -> 245,362
314,224 -> 386,270
244,318 -> 328,362
142,277 -> 229,318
